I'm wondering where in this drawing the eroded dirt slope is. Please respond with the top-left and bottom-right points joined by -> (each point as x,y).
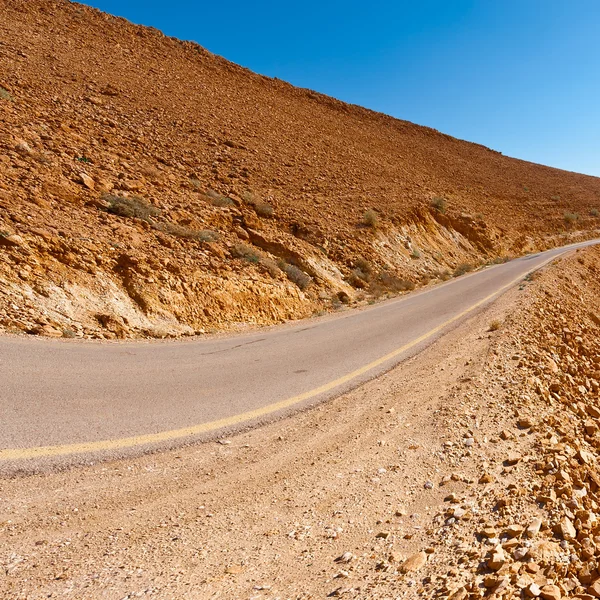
1,0 -> 600,338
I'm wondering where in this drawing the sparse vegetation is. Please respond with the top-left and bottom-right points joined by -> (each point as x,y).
563,211 -> 579,227
430,197 -> 447,213
210,195 -> 234,208
0,86 -> 12,101
243,191 -> 274,218
348,257 -> 373,288
231,242 -> 262,263
355,257 -> 373,278
254,201 -> 274,218
590,208 -> 599,217
551,195 -> 561,201
159,223 -> 219,242
363,209 -> 379,229
371,271 -> 415,296
205,188 -> 234,207
523,185 -> 529,192
488,319 -> 502,332
488,256 -> 510,265
259,257 -> 280,278
103,195 -> 161,221
348,270 -> 367,289
432,269 -> 452,281
453,263 -> 474,277
410,248 -> 422,259
283,264 -> 312,290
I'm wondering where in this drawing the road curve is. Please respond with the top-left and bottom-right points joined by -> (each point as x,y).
1,240 -> 598,470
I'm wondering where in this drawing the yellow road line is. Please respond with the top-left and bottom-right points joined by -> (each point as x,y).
0,254 -> 562,462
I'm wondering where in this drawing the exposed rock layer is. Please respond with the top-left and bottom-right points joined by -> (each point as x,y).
1,0 -> 599,338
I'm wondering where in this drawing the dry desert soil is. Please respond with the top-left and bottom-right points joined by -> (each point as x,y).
2,243 -> 600,600
3,2 -> 600,600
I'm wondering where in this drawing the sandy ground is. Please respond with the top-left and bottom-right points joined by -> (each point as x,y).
0,268 -> 534,599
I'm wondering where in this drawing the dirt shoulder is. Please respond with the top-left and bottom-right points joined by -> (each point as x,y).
1,247 -> 600,599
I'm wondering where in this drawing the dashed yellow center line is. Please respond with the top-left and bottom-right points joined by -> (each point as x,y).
0,254 -> 562,462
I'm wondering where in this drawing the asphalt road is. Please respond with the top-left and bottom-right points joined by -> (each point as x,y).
1,240 -> 597,470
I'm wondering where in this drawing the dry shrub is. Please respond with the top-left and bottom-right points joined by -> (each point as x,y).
430,197 -> 447,213
0,86 -> 12,101
348,257 -> 374,288
210,195 -> 234,207
283,264 -> 312,290
254,201 -> 274,218
103,195 -> 160,221
232,242 -> 262,263
259,257 -> 280,278
243,191 -> 274,218
488,320 -> 502,332
363,209 -> 379,228
563,211 -> 579,227
564,211 -> 579,227
370,270 -> 415,296
453,263 -> 474,277
432,269 -> 452,281
348,270 -> 367,289
159,223 -> 219,242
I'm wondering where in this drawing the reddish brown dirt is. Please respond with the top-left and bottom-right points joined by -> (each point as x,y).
1,0 -> 600,339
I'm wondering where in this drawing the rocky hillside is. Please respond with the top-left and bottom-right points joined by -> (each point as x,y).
412,244 -> 600,599
1,0 -> 599,339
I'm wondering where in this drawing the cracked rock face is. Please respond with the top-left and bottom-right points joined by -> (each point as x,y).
2,0 -> 600,339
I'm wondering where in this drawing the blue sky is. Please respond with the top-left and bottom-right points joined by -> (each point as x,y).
80,1 -> 600,176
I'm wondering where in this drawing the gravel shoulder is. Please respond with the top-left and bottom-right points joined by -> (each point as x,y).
1,248 -> 600,599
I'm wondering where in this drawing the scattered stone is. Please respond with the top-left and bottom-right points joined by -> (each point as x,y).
505,452 -> 522,466
77,172 -> 95,190
487,546 -> 506,571
225,564 -> 245,574
452,507 -> 466,519
518,417 -> 534,428
447,588 -> 468,600
555,517 -> 576,540
0,233 -> 24,247
539,585 -> 562,600
334,552 -> 354,564
589,580 -> 600,598
399,551 -> 427,574
525,518 -> 542,538
506,524 -> 525,538
479,473 -> 494,484
525,583 -> 541,597
514,547 -> 529,561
